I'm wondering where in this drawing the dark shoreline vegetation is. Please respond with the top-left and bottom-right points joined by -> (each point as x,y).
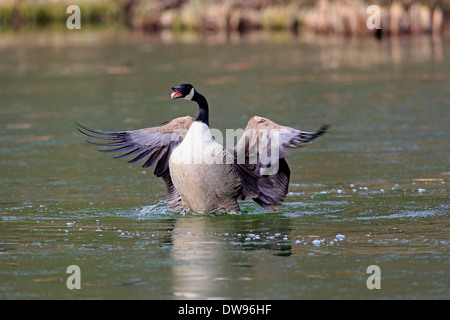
1,0 -> 449,38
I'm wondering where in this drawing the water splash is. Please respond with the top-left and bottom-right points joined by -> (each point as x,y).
134,201 -> 175,218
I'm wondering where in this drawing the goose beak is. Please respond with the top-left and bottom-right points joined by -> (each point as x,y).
171,86 -> 183,100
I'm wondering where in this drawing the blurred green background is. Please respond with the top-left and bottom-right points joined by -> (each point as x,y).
0,0 -> 449,36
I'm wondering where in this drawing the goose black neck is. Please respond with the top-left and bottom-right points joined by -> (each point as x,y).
192,91 -> 209,127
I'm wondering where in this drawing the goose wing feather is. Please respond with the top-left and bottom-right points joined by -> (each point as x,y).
234,116 -> 329,210
76,116 -> 194,210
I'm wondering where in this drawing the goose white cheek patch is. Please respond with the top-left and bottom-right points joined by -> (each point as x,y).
184,88 -> 195,100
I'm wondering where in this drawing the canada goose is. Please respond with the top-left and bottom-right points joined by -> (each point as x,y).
77,83 -> 328,213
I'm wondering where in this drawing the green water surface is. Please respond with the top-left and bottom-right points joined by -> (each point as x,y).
0,30 -> 449,299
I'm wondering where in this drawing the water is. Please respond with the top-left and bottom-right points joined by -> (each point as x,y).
0,30 -> 449,299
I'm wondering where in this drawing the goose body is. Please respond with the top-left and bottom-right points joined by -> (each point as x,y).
169,121 -> 242,212
77,83 -> 329,214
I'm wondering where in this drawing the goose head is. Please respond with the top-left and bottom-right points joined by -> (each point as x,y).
171,83 -> 195,101
171,83 -> 209,126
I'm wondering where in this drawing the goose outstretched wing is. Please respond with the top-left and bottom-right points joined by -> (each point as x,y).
76,116 -> 194,210
234,116 -> 329,210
